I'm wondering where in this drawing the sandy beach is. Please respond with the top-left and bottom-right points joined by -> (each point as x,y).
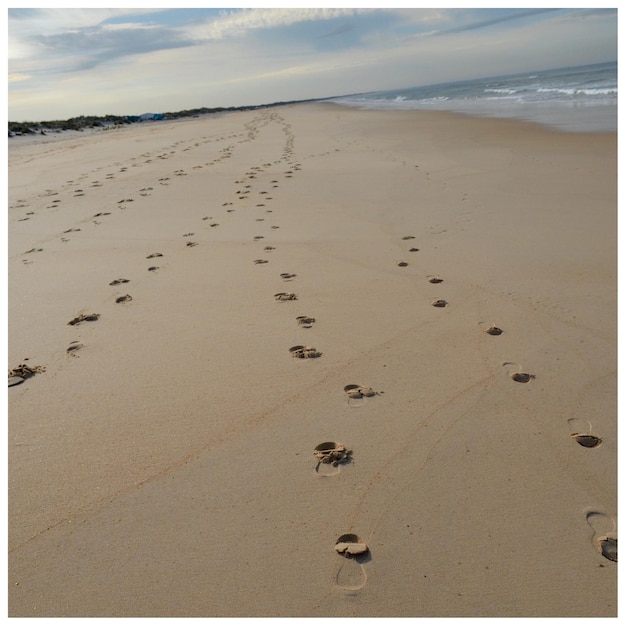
7,103 -> 617,617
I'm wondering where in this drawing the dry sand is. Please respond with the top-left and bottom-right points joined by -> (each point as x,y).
7,103 -> 616,617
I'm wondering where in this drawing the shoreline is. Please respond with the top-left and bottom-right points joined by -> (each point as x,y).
8,102 -> 617,617
330,100 -> 617,134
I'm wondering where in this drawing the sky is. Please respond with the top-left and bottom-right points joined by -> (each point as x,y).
6,4 -> 619,122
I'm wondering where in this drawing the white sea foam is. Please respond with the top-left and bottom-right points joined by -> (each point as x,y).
330,62 -> 616,132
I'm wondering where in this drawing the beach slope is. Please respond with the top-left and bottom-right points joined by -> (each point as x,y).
8,103 -> 616,617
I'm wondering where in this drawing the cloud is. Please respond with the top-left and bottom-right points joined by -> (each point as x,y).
189,8 -> 369,40
432,8 -> 562,36
8,73 -> 31,83
7,7 -> 617,122
30,24 -> 193,72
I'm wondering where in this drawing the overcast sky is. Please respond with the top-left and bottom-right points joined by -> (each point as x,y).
7,5 -> 618,122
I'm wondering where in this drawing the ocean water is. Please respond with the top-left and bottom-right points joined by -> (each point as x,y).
331,62 -> 617,133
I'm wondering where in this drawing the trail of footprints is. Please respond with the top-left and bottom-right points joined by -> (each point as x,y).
9,111 -> 616,594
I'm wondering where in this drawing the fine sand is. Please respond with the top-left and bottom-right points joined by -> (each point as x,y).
7,103 -> 617,617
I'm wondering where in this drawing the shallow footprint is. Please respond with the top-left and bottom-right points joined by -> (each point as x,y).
289,345 -> 322,359
585,509 -> 617,562
479,321 -> 504,336
568,418 -> 602,448
503,362 -> 534,383
274,292 -> 298,301
344,384 -> 382,407
66,340 -> 83,355
334,534 -> 370,591
296,316 -> 316,328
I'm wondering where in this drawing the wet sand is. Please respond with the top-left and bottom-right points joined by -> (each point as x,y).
8,103 -> 617,617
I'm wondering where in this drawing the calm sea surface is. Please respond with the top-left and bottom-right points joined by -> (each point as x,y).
330,62 -> 617,133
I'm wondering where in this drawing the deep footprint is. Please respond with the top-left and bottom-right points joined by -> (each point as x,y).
334,534 -> 369,591
503,362 -> 534,383
314,442 -> 352,477
568,418 -> 602,448
585,509 -> 617,562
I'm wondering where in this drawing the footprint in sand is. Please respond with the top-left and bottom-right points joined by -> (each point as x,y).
275,292 -> 298,301
502,362 -> 535,383
115,294 -> 132,303
428,275 -> 444,284
585,509 -> 617,562
186,241 -> 198,247
344,384 -> 383,407
334,534 -> 370,591
280,273 -> 297,281
409,247 -> 420,252
568,419 -> 602,448
479,322 -> 504,336
314,442 -> 352,477
68,313 -> 100,326
296,316 -> 316,328
431,299 -> 447,308
402,235 -> 416,240
397,261 -> 409,267
254,259 -> 269,264
289,345 -> 322,359
146,252 -> 163,259
148,266 -> 159,272
8,363 -> 46,387
66,340 -> 83,356
109,278 -> 130,286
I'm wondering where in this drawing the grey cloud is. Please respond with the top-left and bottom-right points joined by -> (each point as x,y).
317,23 -> 356,39
8,8 -> 43,19
434,8 -> 562,36
30,24 -> 196,71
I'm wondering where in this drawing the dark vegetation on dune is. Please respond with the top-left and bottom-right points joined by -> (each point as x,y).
8,98 -> 322,137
